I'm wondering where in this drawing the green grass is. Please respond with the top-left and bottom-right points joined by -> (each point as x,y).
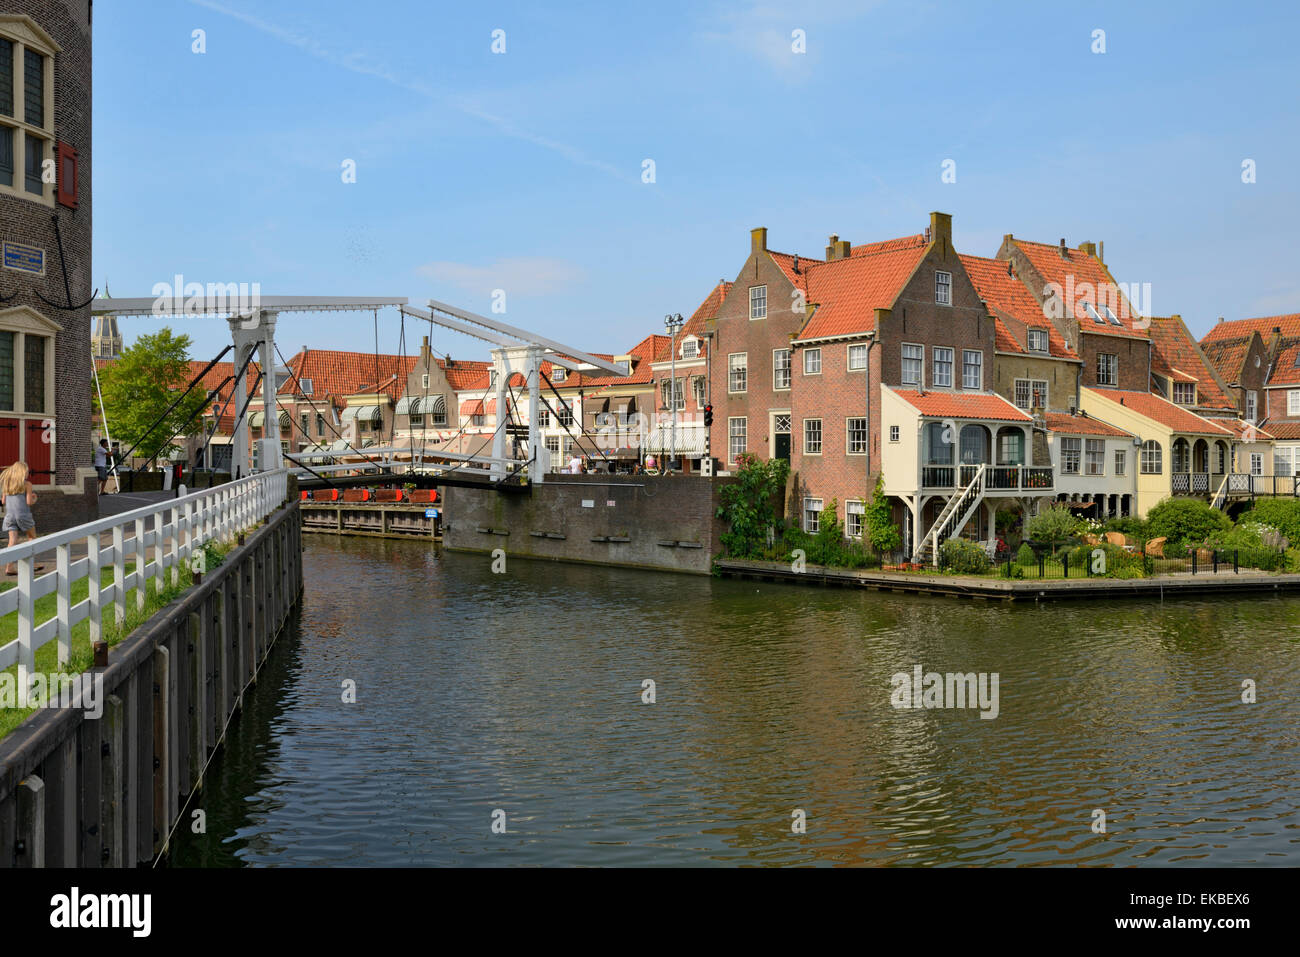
0,542 -> 230,741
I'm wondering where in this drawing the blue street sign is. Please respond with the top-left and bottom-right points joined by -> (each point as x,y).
425,508 -> 438,518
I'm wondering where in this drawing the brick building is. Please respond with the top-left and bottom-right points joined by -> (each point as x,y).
0,2 -> 95,529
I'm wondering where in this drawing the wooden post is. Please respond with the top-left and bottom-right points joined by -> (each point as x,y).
102,694 -> 125,867
152,645 -> 170,858
15,775 -> 45,869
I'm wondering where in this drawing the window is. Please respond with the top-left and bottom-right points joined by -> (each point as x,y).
410,413 -> 424,429
803,348 -> 821,375
1083,301 -> 1105,324
1289,390 -> 1300,416
848,344 -> 867,371
962,350 -> 982,390
1115,449 -> 1126,475
545,435 -> 560,459
316,412 -> 325,436
300,412 -> 309,437
537,406 -> 550,428
847,417 -> 867,454
803,497 -> 823,533
660,377 -> 684,410
1013,379 -> 1048,410
1246,390 -> 1257,422
1085,439 -> 1105,475
1140,440 -> 1162,474
1173,382 -> 1195,405
1028,329 -> 1048,353
749,285 -> 767,319
846,500 -> 865,539
959,425 -> 988,464
925,422 -> 954,464
901,344 -> 923,386
558,402 -> 574,428
682,338 -> 698,359
773,348 -> 791,389
889,425 -> 900,443
728,417 -> 747,461
1100,304 -> 1121,326
935,270 -> 952,305
1060,437 -> 1081,474
692,376 -> 705,408
774,413 -> 791,434
728,353 -> 747,393
0,27 -> 54,204
932,347 -> 953,388
1096,353 -> 1118,386
299,377 -> 313,395
552,367 -> 566,382
1251,452 -> 1264,476
1217,443 -> 1227,474
999,431 -> 1023,465
421,374 -> 430,389
804,418 -> 822,454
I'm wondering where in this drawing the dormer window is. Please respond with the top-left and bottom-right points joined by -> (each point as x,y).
1173,382 -> 1195,405
681,337 -> 698,359
1027,329 -> 1048,353
552,367 -> 566,382
299,377 -> 313,394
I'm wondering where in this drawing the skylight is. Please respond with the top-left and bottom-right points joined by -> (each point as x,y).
1100,304 -> 1121,326
1082,302 -> 1105,324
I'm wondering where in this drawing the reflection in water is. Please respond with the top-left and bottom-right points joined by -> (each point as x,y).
168,536 -> 1300,866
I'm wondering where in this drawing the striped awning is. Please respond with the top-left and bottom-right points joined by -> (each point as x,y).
341,405 -> 381,423
398,394 -> 449,415
643,426 -> 707,455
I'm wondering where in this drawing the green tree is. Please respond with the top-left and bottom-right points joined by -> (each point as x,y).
715,453 -> 790,558
864,476 -> 901,552
99,328 -> 208,463
1024,504 -> 1082,550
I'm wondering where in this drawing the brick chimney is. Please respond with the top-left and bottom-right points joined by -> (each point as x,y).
825,235 -> 851,261
751,227 -> 767,253
1079,241 -> 1096,257
1058,238 -> 1067,258
929,211 -> 952,252
1099,241 -> 1104,263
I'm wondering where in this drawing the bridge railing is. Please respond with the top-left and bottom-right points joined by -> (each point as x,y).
0,468 -> 289,707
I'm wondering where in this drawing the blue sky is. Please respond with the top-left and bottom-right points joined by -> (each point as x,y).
94,0 -> 1299,363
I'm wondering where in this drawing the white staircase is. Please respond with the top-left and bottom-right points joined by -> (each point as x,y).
916,465 -> 987,565
1211,473 -> 1229,511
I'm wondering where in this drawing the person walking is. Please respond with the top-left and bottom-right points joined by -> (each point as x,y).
94,438 -> 110,494
2,461 -> 45,575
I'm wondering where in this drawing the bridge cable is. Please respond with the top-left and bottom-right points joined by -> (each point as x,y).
112,345 -> 234,469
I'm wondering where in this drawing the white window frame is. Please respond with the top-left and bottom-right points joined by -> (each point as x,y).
1060,437 -> 1081,474
1173,382 -> 1195,405
961,349 -> 982,390
0,20 -> 58,207
1288,390 -> 1300,416
1247,390 -> 1257,422
846,417 -> 867,455
803,497 -> 823,533
681,337 -> 698,359
803,348 -> 822,375
728,353 -> 747,394
889,425 -> 900,443
552,367 -> 566,382
728,416 -> 747,462
847,343 -> 868,371
1140,440 -> 1162,474
421,373 -> 430,389
1027,329 -> 1048,353
1097,353 -> 1118,387
1013,379 -> 1049,410
804,418 -> 822,455
846,500 -> 865,539
749,285 -> 767,320
692,375 -> 705,408
773,348 -> 791,390
1115,449 -> 1126,476
932,347 -> 954,388
935,270 -> 952,306
1251,452 -> 1264,476
901,343 -> 923,387
1085,438 -> 1105,476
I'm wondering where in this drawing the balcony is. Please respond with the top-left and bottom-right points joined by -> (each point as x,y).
1220,474 -> 1300,497
921,464 -> 1053,492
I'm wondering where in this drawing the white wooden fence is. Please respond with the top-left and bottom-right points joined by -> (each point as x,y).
0,469 -> 288,707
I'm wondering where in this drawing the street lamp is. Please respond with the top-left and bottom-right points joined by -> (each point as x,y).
664,313 -> 684,472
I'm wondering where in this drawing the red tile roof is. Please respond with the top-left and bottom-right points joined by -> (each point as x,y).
1144,316 -> 1234,409
1201,339 -> 1251,385
1044,412 -> 1133,438
287,350 -> 418,401
438,358 -> 493,392
890,389 -> 1032,422
795,241 -> 928,341
1267,343 -> 1300,386
460,399 -> 485,416
1007,238 -> 1148,339
654,282 -> 731,362
1201,313 -> 1300,344
1262,420 -> 1300,440
768,252 -> 811,293
850,234 -> 928,257
1210,418 -> 1274,441
1091,389 -> 1234,436
562,334 -> 667,388
960,254 -> 1078,359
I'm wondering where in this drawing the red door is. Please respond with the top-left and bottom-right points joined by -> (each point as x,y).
0,418 -> 19,471
24,420 -> 52,485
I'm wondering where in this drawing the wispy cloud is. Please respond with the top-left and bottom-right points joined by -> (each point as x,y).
698,0 -> 883,76
188,0 -> 631,181
417,257 -> 586,298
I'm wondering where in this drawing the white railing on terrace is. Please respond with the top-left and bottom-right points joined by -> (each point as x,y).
0,468 -> 289,708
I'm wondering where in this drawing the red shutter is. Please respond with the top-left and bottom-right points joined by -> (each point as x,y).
0,418 -> 19,469
56,142 -> 78,209
25,420 -> 52,485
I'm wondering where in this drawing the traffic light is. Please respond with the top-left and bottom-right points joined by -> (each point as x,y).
703,404 -> 713,427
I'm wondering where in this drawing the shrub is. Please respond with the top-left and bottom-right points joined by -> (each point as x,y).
716,454 -> 789,557
1238,499 -> 1300,544
940,538 -> 991,574
1207,523 -> 1285,571
1068,541 -> 1145,578
1025,505 -> 1082,549
1145,497 -> 1230,549
1103,515 -> 1149,538
864,477 -> 902,553
1015,543 -> 1037,567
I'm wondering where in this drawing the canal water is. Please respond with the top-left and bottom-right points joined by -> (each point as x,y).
169,535 -> 1300,866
